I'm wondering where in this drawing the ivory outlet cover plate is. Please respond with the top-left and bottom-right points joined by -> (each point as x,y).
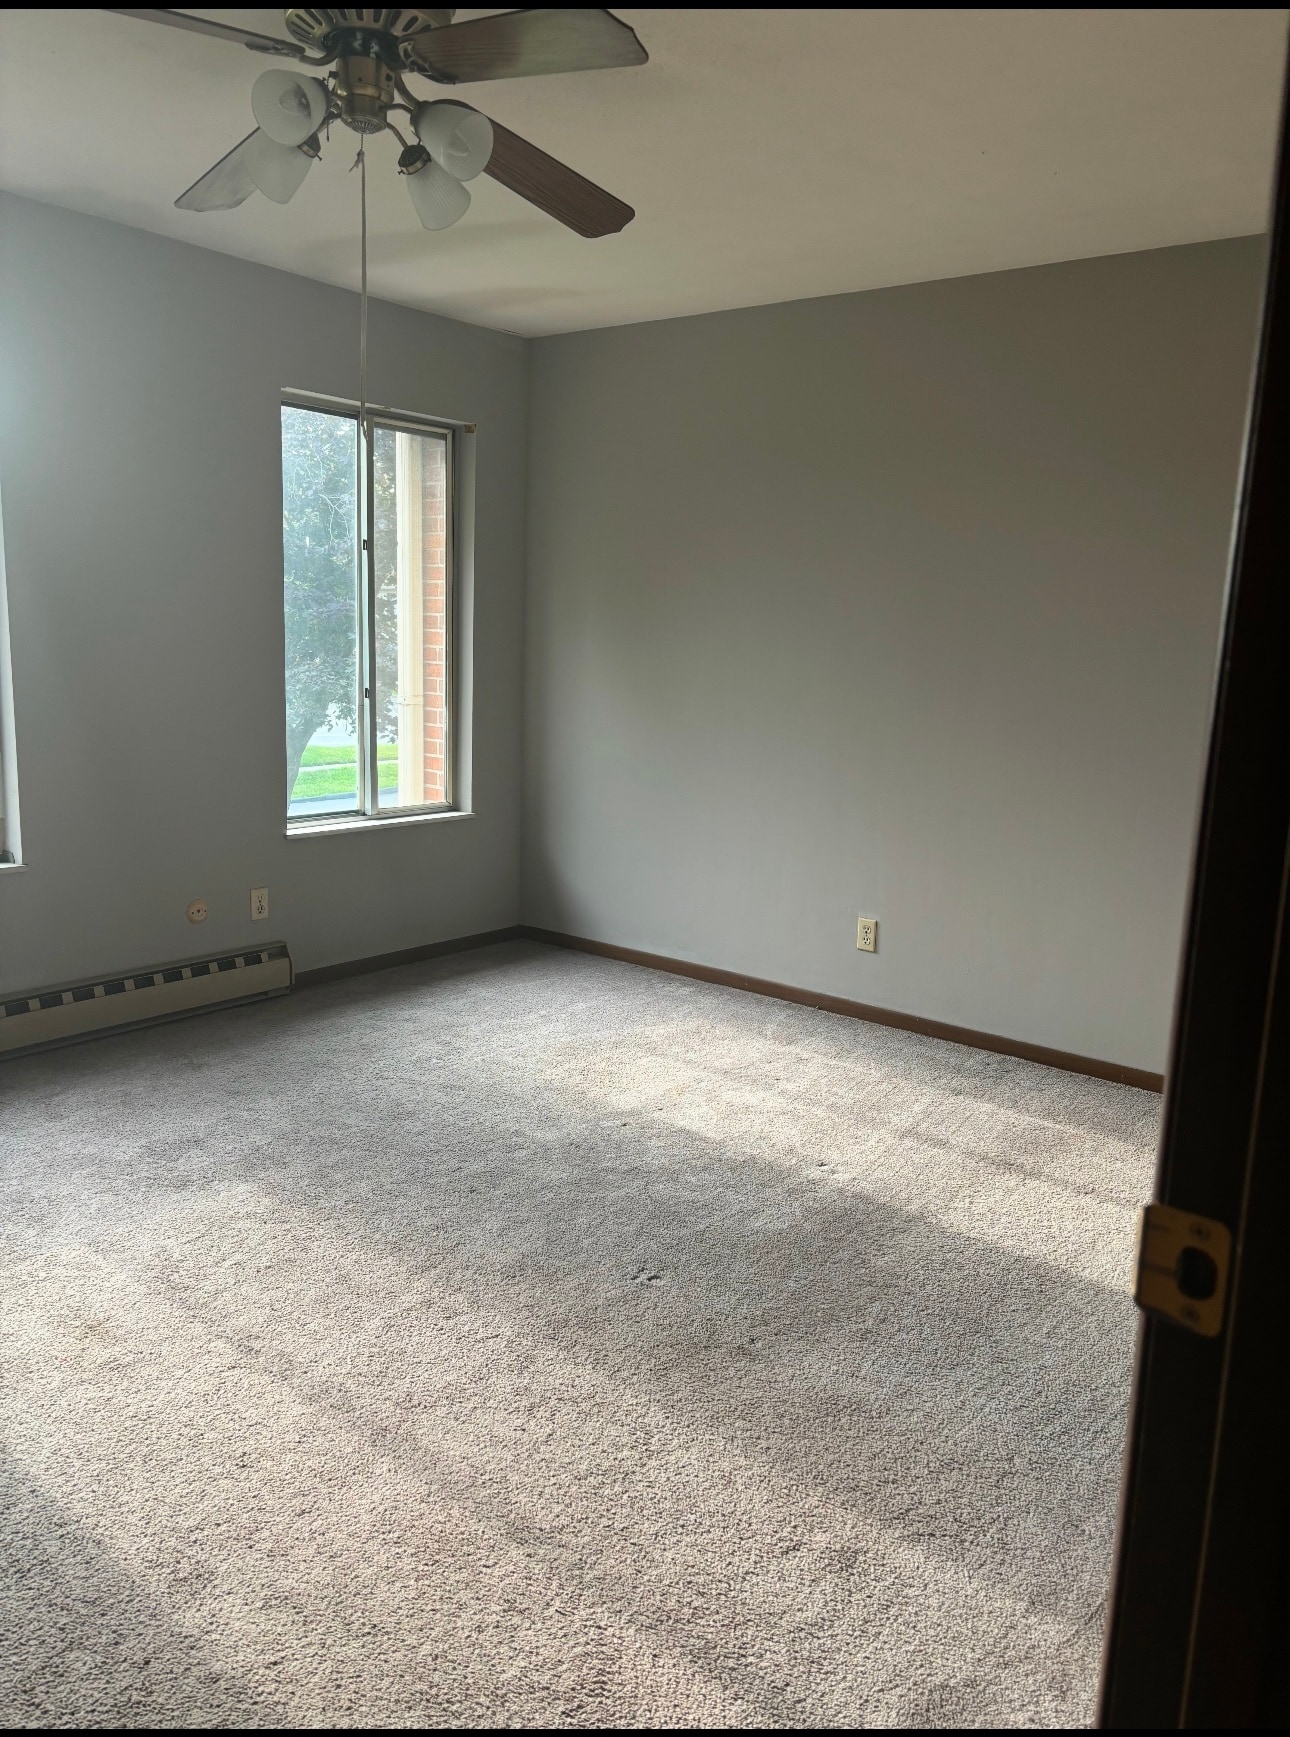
186,899 -> 208,924
857,917 -> 878,952
250,887 -> 269,921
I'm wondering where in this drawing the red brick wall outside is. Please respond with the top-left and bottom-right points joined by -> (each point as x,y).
421,447 -> 447,803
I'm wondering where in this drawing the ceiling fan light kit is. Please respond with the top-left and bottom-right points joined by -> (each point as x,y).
243,127 -> 319,204
251,69 -> 330,147
401,150 -> 473,230
412,100 -> 495,182
115,8 -> 647,239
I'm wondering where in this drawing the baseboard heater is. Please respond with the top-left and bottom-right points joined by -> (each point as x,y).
0,943 -> 293,1059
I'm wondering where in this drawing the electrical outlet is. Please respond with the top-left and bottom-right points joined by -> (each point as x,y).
250,886 -> 269,922
186,898 -> 208,924
856,916 -> 878,953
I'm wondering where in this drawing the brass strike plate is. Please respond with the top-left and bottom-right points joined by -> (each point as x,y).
1134,1202 -> 1232,1338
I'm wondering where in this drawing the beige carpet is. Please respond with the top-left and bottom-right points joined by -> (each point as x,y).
0,940 -> 1157,1728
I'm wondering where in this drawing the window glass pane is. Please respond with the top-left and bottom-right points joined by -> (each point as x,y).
372,425 -> 449,811
283,406 -> 361,819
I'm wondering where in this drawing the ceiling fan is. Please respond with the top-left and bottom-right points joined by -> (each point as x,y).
109,8 -> 648,237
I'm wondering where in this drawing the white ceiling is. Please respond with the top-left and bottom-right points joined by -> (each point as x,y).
1,8 -> 1286,335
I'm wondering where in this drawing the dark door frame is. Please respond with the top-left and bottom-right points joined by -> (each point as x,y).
1099,48 -> 1290,1729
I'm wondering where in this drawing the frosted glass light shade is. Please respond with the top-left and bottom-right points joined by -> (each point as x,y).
405,158 -> 471,229
412,101 -> 494,181
244,129 -> 314,204
252,70 -> 328,146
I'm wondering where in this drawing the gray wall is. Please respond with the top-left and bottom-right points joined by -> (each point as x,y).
0,199 -> 1265,1072
0,194 -> 527,992
523,240 -> 1266,1073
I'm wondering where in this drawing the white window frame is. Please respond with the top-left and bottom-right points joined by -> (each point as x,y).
0,477 -> 20,870
282,391 -> 462,834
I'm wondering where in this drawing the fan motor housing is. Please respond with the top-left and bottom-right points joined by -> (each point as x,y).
335,53 -> 398,131
285,8 -> 453,55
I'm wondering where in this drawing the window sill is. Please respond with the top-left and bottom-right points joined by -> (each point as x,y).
286,808 -> 473,840
0,861 -> 25,874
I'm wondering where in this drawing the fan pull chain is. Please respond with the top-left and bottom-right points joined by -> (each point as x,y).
358,140 -> 368,435
351,140 -> 372,799
348,142 -> 370,504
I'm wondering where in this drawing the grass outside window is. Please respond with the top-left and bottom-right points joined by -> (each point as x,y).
291,743 -> 397,802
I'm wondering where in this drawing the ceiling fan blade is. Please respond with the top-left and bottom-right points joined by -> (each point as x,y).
106,9 -> 306,58
483,120 -> 633,237
175,131 -> 258,212
401,8 -> 647,84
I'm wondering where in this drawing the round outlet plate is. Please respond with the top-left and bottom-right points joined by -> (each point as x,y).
186,899 -> 209,924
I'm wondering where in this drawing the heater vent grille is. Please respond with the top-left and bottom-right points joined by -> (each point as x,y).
1,945 -> 293,1056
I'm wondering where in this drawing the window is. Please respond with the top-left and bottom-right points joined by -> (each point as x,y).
282,398 -> 455,826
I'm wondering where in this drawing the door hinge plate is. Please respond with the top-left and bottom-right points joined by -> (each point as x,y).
1134,1202 -> 1232,1338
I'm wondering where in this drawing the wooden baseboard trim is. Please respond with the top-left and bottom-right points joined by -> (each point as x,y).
294,926 -> 523,988
519,926 -> 1164,1093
